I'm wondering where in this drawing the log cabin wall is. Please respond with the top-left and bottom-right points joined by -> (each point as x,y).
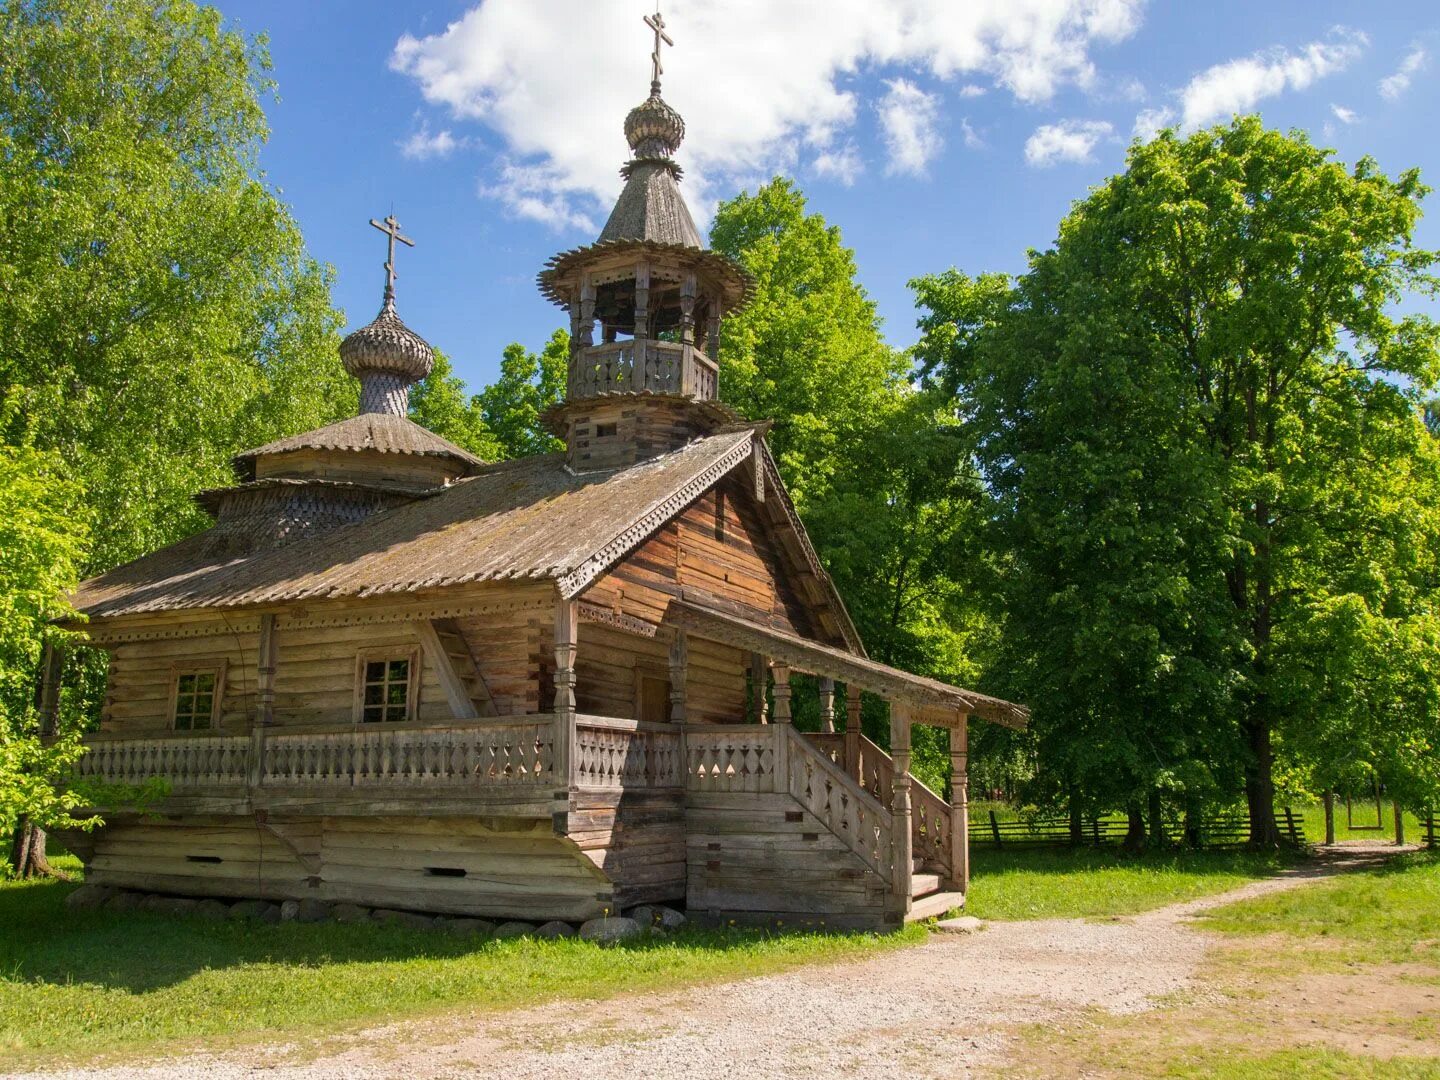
85,814 -> 615,921
93,583 -> 550,734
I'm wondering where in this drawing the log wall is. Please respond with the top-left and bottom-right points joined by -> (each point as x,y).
85,814 -> 613,920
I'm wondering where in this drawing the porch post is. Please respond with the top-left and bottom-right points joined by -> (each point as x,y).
772,663 -> 791,788
750,652 -> 769,723
951,714 -> 970,894
845,687 -> 863,784
818,677 -> 835,733
890,702 -> 913,913
249,613 -> 277,789
669,631 -> 688,788
553,600 -> 578,813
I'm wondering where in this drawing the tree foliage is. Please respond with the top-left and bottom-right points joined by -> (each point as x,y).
0,0 -> 352,573
916,117 -> 1440,838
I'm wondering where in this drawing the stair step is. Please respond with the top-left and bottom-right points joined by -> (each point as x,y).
907,891 -> 966,923
910,872 -> 941,898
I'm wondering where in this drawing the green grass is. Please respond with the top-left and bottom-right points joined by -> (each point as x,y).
1198,850 -> 1440,965
0,876 -> 922,1069
1153,1046 -> 1440,1079
1291,800 -> 1430,846
965,846 -> 1298,921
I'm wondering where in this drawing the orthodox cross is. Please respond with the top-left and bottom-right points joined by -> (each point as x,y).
369,213 -> 414,301
643,5 -> 673,90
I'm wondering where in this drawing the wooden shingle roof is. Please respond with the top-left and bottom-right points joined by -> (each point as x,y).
235,413 -> 483,469
72,429 -> 759,620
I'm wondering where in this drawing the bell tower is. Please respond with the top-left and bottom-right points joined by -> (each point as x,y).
537,7 -> 751,471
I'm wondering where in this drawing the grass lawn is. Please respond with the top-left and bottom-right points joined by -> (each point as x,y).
999,851 -> 1440,1079
0,874 -> 923,1070
964,846 -> 1298,921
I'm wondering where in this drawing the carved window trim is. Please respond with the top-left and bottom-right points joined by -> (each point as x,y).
169,660 -> 227,731
353,647 -> 421,724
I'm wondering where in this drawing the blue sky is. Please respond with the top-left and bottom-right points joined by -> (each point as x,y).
220,0 -> 1438,392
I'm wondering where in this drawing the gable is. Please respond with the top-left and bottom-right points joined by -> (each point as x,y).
579,471 -> 850,649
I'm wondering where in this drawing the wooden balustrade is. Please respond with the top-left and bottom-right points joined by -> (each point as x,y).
569,340 -> 715,400
784,727 -> 894,880
75,733 -> 250,789
75,716 -> 703,797
803,730 -> 953,881
574,717 -> 683,789
685,724 -> 778,792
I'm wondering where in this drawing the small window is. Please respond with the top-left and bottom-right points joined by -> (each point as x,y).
172,665 -> 224,730
356,651 -> 417,723
595,422 -> 618,438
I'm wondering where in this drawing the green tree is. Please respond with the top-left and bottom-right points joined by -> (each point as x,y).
0,445 -> 94,875
710,179 -> 907,508
917,117 -> 1440,843
712,179 -> 997,792
0,0 -> 351,574
475,330 -> 568,459
409,351 -> 502,460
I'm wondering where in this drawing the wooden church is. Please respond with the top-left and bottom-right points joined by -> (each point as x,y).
55,24 -> 1026,929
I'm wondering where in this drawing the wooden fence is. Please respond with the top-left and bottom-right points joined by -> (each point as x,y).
973,806 -> 1304,849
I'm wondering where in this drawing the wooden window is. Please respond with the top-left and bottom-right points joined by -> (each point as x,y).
595,422 -> 617,438
171,663 -> 225,730
355,650 -> 419,723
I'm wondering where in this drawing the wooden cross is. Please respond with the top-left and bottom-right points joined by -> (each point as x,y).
643,5 -> 673,89
369,214 -> 414,299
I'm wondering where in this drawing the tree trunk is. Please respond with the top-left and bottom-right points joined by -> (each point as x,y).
1147,787 -> 1166,849
9,817 -> 53,878
1395,800 -> 1406,847
1243,715 -> 1281,846
1183,796 -> 1203,848
1323,790 -> 1335,845
1123,802 -> 1146,852
1068,784 -> 1083,846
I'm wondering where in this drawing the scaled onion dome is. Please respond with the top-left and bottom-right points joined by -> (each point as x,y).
623,85 -> 686,163
339,291 -> 436,417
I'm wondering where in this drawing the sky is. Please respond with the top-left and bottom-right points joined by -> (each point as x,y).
218,0 -> 1439,392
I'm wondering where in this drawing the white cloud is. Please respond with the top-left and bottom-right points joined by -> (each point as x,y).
1173,28 -> 1367,131
1330,103 -> 1358,124
399,122 -> 465,160
1024,119 -> 1114,166
390,0 -> 1145,228
878,79 -> 943,176
813,142 -> 864,186
1379,45 -> 1427,101
960,118 -> 985,150
959,84 -> 987,98
1132,105 -> 1173,140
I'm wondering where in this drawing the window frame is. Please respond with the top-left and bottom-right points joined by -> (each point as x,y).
353,648 -> 421,724
169,661 -> 227,731
634,664 -> 672,725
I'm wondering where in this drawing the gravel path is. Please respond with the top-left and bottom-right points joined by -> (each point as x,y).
10,846 -> 1402,1080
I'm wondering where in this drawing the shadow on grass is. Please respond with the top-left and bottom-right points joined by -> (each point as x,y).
0,877 -> 840,995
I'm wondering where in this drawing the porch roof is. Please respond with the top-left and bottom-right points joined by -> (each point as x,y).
663,599 -> 1029,729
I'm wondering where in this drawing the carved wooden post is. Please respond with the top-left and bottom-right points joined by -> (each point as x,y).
37,642 -> 63,737
951,714 -> 970,894
772,662 -> 790,792
633,261 -> 650,388
578,274 -> 596,349
679,271 -> 697,395
890,702 -> 914,913
845,687 -> 863,783
249,613 -> 277,789
818,676 -> 835,734
669,631 -> 688,788
750,652 -> 768,724
553,599 -> 579,818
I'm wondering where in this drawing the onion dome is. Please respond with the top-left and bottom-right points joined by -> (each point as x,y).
339,293 -> 435,417
624,88 -> 685,160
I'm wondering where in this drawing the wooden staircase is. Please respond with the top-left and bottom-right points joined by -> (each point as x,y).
413,618 -> 496,718
907,856 -> 964,922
